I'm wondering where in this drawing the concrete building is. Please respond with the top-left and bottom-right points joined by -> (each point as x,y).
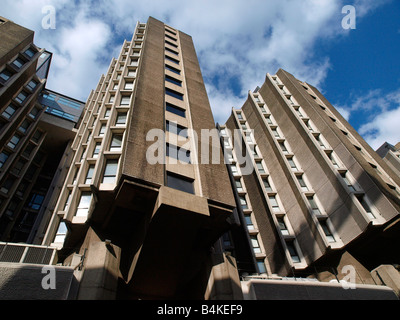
1,16 -> 399,301
0,17 -> 85,244
376,142 -> 400,178
33,17 -> 239,300
219,69 -> 400,296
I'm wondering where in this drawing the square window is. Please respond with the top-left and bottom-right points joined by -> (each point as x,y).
12,58 -> 25,69
2,104 -> 17,119
120,95 -> 131,106
0,69 -> 13,82
116,112 -> 127,126
7,134 -> 21,149
102,159 -> 119,184
15,91 -> 28,104
110,134 -> 123,151
76,192 -> 92,217
166,172 -> 194,194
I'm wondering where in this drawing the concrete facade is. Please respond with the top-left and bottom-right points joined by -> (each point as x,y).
37,17 -> 238,300
220,69 -> 400,291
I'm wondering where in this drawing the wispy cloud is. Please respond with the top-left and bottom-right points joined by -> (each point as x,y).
338,88 -> 400,149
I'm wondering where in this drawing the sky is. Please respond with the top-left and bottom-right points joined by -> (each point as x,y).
1,0 -> 399,150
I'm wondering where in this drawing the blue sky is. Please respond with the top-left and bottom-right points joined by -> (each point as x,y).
2,0 -> 399,149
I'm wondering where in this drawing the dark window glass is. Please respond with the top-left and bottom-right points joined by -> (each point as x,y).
165,88 -> 184,100
166,102 -> 185,118
166,172 -> 194,194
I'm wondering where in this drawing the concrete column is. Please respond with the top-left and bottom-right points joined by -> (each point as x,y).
77,229 -> 121,300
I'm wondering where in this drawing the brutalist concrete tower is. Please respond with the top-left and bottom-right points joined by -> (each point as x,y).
220,69 -> 400,297
37,17 -> 239,300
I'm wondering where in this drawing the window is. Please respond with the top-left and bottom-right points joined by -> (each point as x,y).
239,196 -> 248,210
7,134 -> 21,149
166,102 -> 185,117
28,193 -> 44,210
165,40 -> 178,48
272,128 -> 280,138
356,195 -> 375,219
124,81 -> 134,90
12,57 -> 25,69
120,95 -> 131,106
109,95 -> 115,103
85,165 -> 95,184
265,115 -> 273,124
127,69 -> 136,77
104,108 -> 111,118
54,222 -> 68,243
99,124 -> 106,136
230,164 -> 238,174
341,172 -> 355,191
166,121 -> 188,138
31,130 -> 42,143
287,157 -> 297,170
235,179 -> 244,192
18,119 -> 30,133
256,161 -> 265,173
250,235 -> 261,253
165,34 -> 177,42
165,55 -> 179,65
102,159 -> 119,184
0,69 -> 13,82
165,64 -> 181,75
76,192 -> 92,217
297,175 -> 308,191
237,112 -> 243,120
165,88 -> 184,100
286,240 -> 300,263
279,142 -> 289,154
320,220 -> 335,243
80,147 -> 86,162
165,75 -> 182,86
29,107 -> 40,119
116,112 -> 127,126
93,142 -> 101,158
245,215 -> 254,230
165,47 -> 179,56
277,216 -> 289,235
257,260 -> 267,274
2,104 -> 17,119
63,191 -> 72,211
328,152 -> 339,168
110,134 -> 123,151
307,196 -> 321,215
315,135 -> 326,149
1,177 -> 15,194
263,177 -> 272,192
0,151 -> 10,168
15,91 -> 28,104
166,143 -> 191,164
26,79 -> 38,91
269,196 -> 280,212
24,48 -> 36,58
166,172 -> 194,194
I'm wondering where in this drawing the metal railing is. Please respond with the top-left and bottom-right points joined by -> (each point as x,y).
0,242 -> 57,265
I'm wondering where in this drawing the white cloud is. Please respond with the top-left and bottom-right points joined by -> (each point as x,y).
0,0 -> 391,123
337,88 -> 400,149
359,105 -> 400,150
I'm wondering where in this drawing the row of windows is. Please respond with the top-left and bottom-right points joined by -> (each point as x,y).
300,82 -> 385,221
220,122 -> 272,272
163,26 -> 195,195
